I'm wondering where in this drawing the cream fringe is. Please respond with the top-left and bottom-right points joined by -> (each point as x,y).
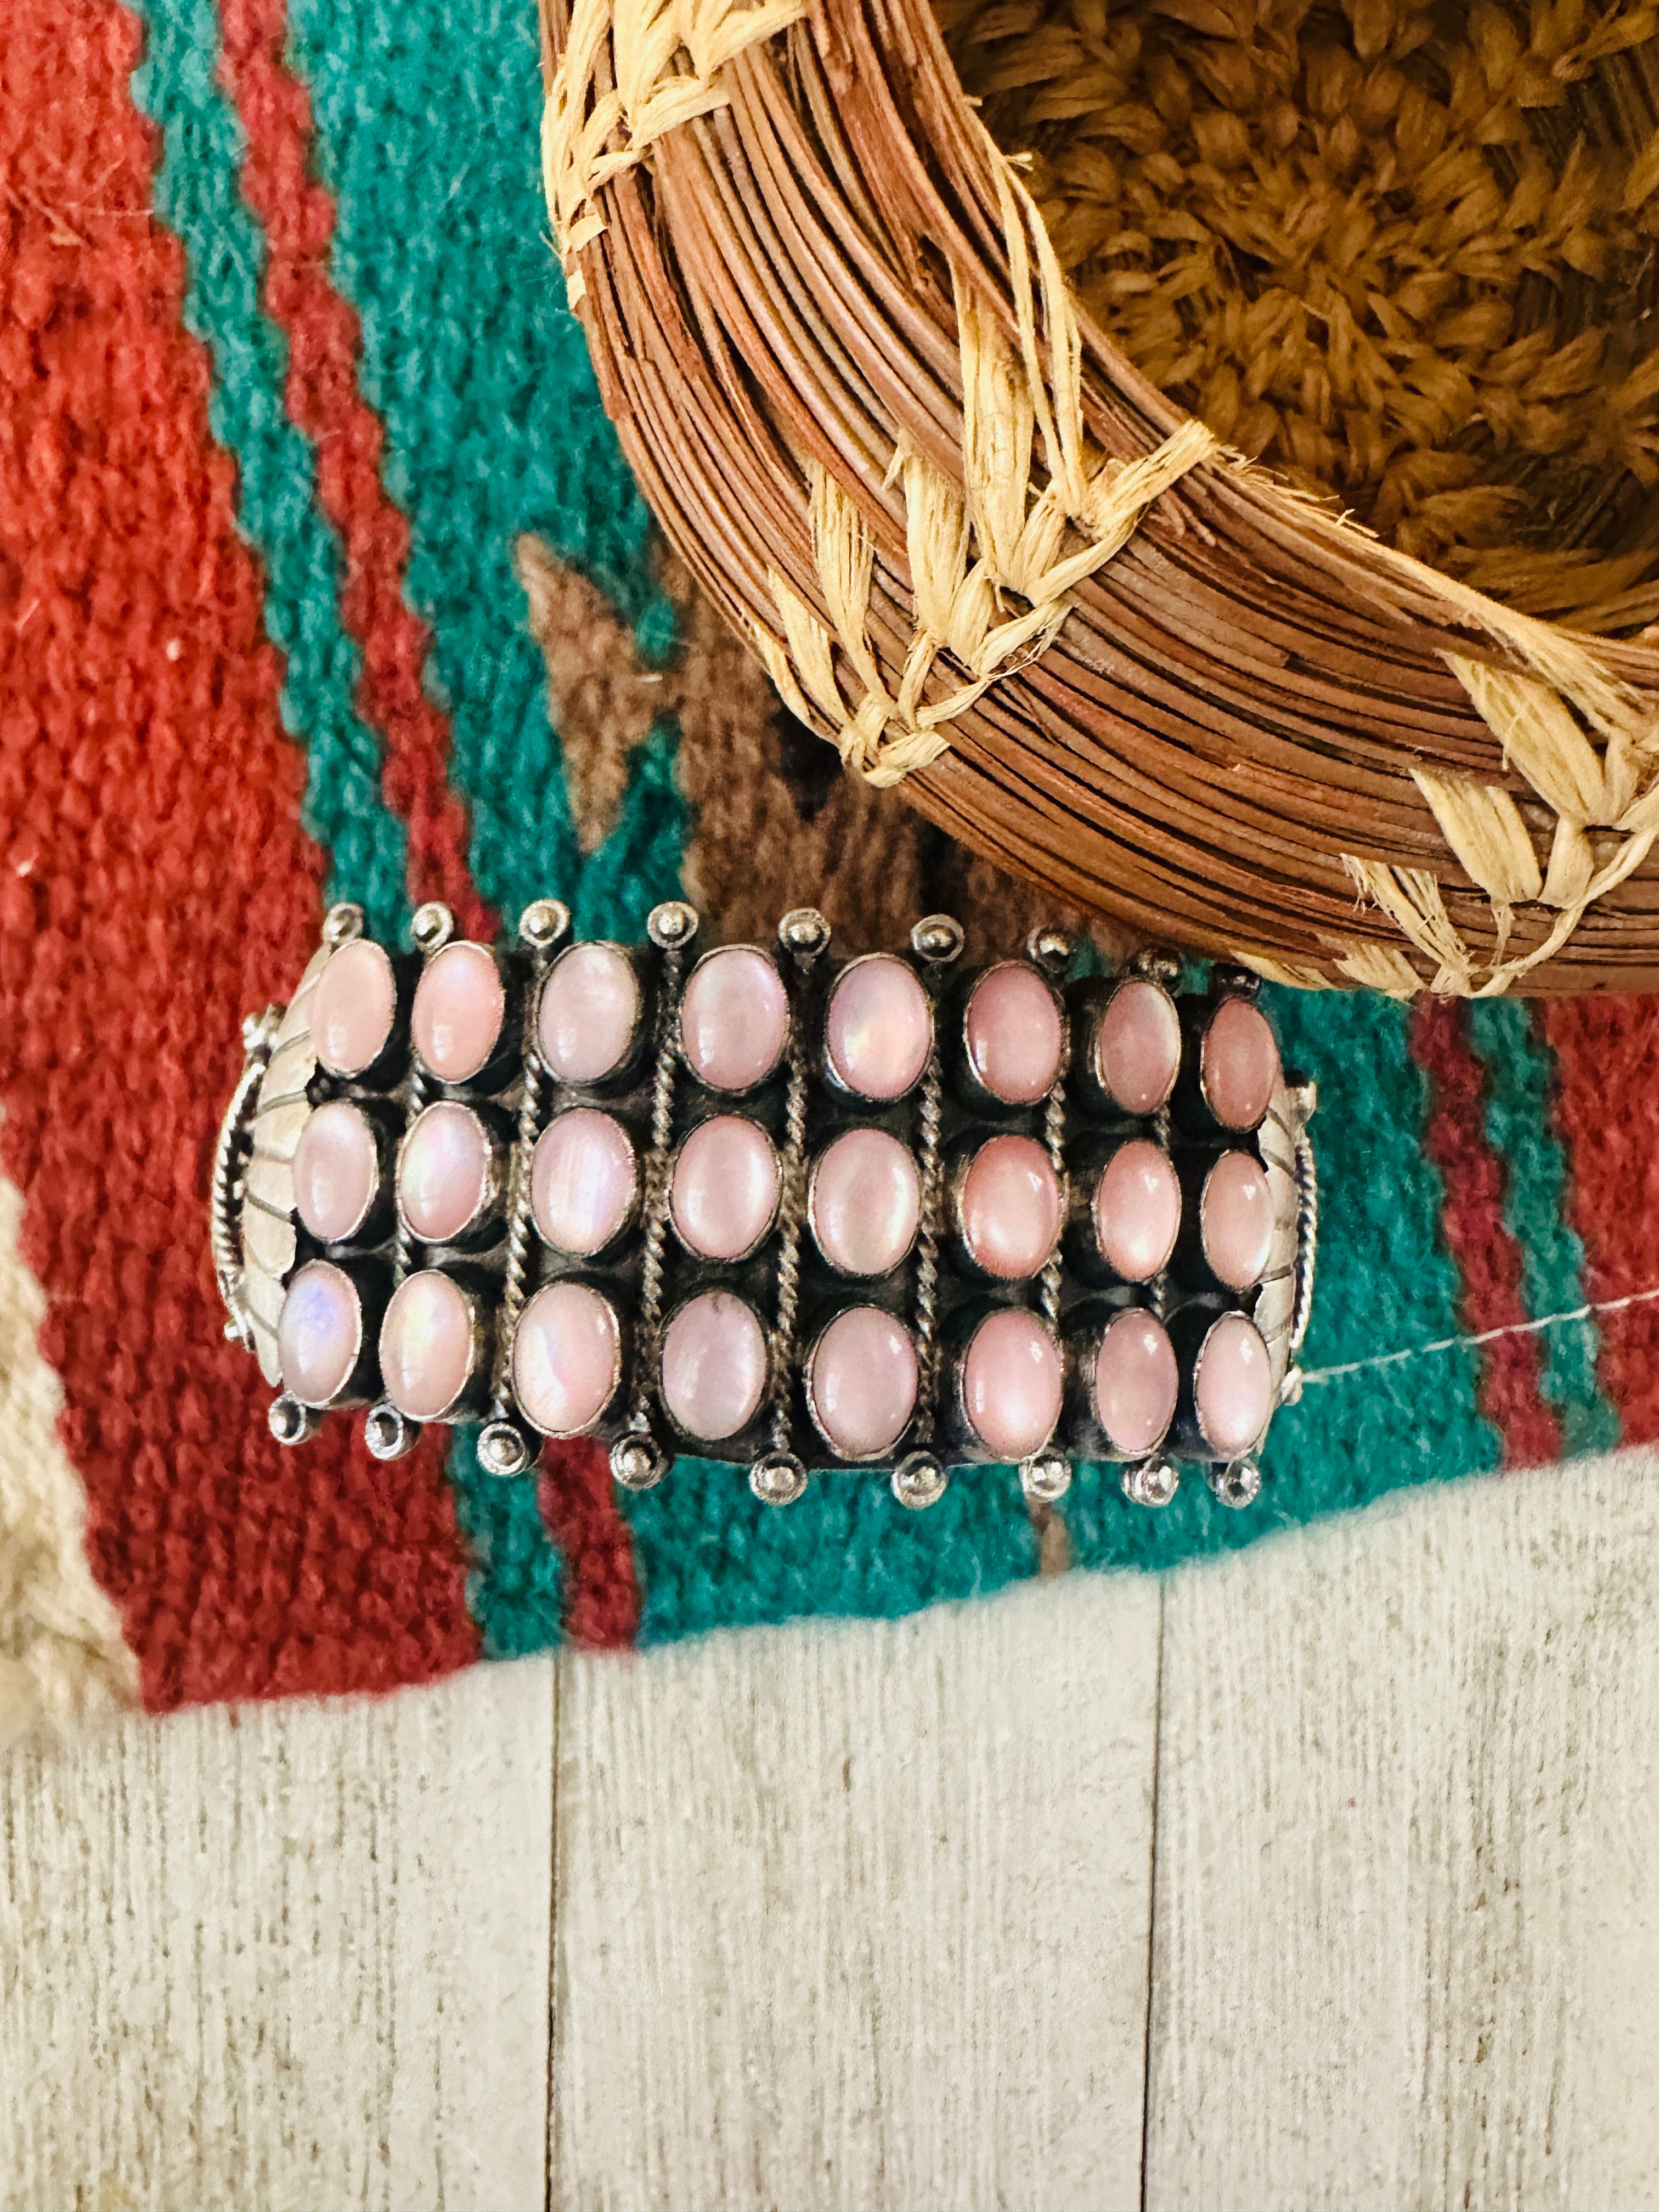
0,1146 -> 138,1747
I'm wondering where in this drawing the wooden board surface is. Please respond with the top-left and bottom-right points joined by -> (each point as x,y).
0,1658 -> 555,2212
3,1457 -> 1658,2210
1147,1451 -> 1659,2212
550,1571 -> 1162,2212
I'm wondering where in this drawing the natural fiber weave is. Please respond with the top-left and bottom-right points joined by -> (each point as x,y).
541,0 -> 1659,992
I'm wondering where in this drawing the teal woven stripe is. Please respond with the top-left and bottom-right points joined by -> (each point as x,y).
128,0 -> 411,944
1466,998 -> 1619,1458
625,1458 -> 1037,1645
282,0 -> 692,1658
444,1429 -> 565,1658
285,0 -> 679,930
1064,984 -> 1500,1572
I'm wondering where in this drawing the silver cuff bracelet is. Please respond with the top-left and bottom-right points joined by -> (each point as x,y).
212,897 -> 1317,1514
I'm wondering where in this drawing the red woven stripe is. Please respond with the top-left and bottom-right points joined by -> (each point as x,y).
1410,999 -> 1561,1468
538,1440 -> 642,1650
1540,998 -> 1659,1443
216,0 -> 494,942
0,0 -> 478,1707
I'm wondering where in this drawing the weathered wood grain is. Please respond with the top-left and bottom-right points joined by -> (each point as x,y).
0,1657 -> 556,2212
549,1571 -> 1164,2212
8,1455 -> 1659,2212
1145,1449 -> 1659,2212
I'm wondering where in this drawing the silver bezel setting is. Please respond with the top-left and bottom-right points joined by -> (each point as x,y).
511,1280 -> 625,1441
802,1306 -> 921,1465
821,951 -> 935,1104
666,1116 -> 783,1263
378,1267 -> 489,1425
1190,1308 -> 1274,1463
393,1099 -> 505,1248
961,959 -> 1068,1109
535,939 -> 644,1087
676,942 -> 792,1096
278,1257 -> 368,1412
949,1307 -> 1065,1464
528,1106 -> 642,1259
655,1288 -> 772,1447
1090,973 -> 1182,1116
803,1126 -> 921,1280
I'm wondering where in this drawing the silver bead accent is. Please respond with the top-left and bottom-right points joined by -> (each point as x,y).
477,1418 -> 533,1479
1209,1456 -> 1262,1509
1025,924 -> 1074,974
892,1451 -> 948,1510
749,1451 -> 808,1507
612,1432 -> 668,1491
322,901 -> 364,948
1019,1451 -> 1071,1504
910,912 -> 964,965
363,1402 -> 418,1460
1129,946 -> 1182,989
1122,1456 -> 1180,1508
646,899 -> 699,951
410,900 -> 455,953
268,1393 -> 319,1447
517,897 -> 571,951
777,906 -> 831,962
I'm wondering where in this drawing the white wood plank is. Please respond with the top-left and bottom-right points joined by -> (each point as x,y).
0,1657 -> 556,2212
1146,1448 -> 1659,2212
550,1571 -> 1163,2212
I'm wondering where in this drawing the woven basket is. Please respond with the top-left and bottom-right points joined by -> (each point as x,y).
539,0 -> 1659,995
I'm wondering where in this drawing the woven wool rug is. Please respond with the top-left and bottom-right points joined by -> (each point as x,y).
4,0 -> 1658,1739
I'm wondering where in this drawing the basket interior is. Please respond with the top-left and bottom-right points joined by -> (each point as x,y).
936,0 -> 1659,635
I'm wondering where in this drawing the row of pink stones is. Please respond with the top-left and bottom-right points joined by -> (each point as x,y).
292,1098 -> 1275,1291
307,936 -> 1280,1125
276,1257 -> 1275,1466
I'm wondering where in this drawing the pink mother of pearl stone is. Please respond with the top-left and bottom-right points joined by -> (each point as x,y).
398,1100 -> 492,1244
379,1268 -> 475,1421
513,1281 -> 622,1437
1202,1149 -> 1273,1290
825,956 -> 932,1101
659,1290 -> 769,1442
309,939 -> 396,1077
809,1127 -> 920,1277
1195,1312 -> 1273,1458
1094,978 -> 1182,1116
961,1308 -> 1064,1459
277,1259 -> 362,1407
1092,1308 -> 1178,1458
531,1109 -> 637,1256
806,1305 -> 918,1460
670,1115 -> 780,1261
294,1099 -> 380,1243
964,963 -> 1064,1106
411,940 -> 505,1084
959,1134 -> 1064,1280
1201,996 -> 1279,1131
679,946 -> 789,1092
537,942 -> 640,1085
1094,1139 -> 1181,1282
